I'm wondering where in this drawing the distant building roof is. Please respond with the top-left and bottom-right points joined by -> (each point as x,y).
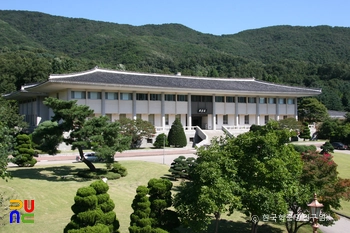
328,110 -> 347,119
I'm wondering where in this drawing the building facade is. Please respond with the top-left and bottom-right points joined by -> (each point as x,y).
4,67 -> 321,137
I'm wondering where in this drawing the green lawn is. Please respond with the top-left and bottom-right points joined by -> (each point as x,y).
0,159 -> 328,233
331,151 -> 350,217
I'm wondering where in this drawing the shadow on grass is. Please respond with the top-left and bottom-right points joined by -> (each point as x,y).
8,166 -> 93,182
178,219 -> 283,233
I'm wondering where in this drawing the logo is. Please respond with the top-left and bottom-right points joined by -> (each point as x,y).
9,199 -> 35,224
198,108 -> 207,113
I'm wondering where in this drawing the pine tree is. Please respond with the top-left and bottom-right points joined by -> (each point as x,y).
11,134 -> 37,167
299,122 -> 311,141
64,180 -> 120,233
167,118 -> 187,148
169,156 -> 195,180
129,186 -> 152,233
148,179 -> 180,231
153,133 -> 168,149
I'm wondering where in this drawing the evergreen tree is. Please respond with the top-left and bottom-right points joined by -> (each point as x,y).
129,186 -> 152,233
299,122 -> 311,141
64,180 -> 120,233
148,178 -> 180,231
168,156 -> 195,180
11,134 -> 37,167
153,133 -> 168,149
167,118 -> 187,148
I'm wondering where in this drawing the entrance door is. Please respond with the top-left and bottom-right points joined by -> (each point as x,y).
192,116 -> 202,128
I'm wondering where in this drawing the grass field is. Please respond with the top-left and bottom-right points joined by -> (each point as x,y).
0,155 -> 338,233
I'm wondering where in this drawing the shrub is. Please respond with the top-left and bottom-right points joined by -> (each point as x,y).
64,180 -> 120,233
169,156 -> 196,180
11,134 -> 37,167
111,162 -> 127,177
292,144 -> 317,153
153,133 -> 168,148
168,118 -> 187,148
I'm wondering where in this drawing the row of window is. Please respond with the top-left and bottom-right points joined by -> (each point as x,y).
71,91 -> 188,101
71,91 -> 295,104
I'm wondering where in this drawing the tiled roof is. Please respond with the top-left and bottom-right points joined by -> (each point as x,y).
47,68 -> 321,94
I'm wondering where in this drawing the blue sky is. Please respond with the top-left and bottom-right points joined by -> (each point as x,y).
1,0 -> 349,35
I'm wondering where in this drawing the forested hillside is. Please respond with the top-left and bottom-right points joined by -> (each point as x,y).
1,10 -> 350,111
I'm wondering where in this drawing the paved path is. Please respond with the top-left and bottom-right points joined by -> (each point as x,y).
319,216 -> 350,233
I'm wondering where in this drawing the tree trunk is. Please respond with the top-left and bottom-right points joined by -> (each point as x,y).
78,147 -> 96,171
214,212 -> 220,233
251,221 -> 258,233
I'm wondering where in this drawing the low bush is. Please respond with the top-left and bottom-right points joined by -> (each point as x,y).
111,162 -> 128,177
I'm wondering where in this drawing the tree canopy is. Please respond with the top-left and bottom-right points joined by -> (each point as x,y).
38,97 -> 131,170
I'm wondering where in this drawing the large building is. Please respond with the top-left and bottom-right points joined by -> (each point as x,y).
4,67 -> 321,145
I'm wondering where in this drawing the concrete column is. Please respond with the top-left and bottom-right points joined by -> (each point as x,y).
213,94 -> 216,130
276,97 -> 280,121
294,98 -> 298,121
235,96 -> 239,126
188,93 -> 192,129
133,92 -> 136,120
101,90 -> 106,116
161,92 -> 165,131
256,97 -> 260,125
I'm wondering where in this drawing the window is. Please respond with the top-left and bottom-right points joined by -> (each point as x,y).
283,115 -> 288,119
120,93 -> 132,100
136,114 -> 142,120
105,92 -> 118,100
177,95 -> 188,101
150,94 -> 161,101
278,98 -> 286,104
119,114 -> 126,120
264,115 -> 269,124
223,114 -> 228,124
226,96 -> 235,103
191,95 -> 212,102
147,138 -> 153,143
165,94 -> 175,101
248,97 -> 256,103
238,97 -> 246,103
71,91 -> 86,99
88,92 -> 101,99
215,96 -> 225,102
136,93 -> 148,101
165,114 -> 169,125
244,115 -> 249,124
148,114 -> 155,125
287,98 -> 295,104
215,114 -> 218,125
268,98 -> 276,104
176,114 -> 181,121
259,97 -> 267,104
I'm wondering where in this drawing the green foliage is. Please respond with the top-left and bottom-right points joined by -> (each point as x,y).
118,118 -> 156,149
64,180 -> 120,233
168,118 -> 187,148
111,162 -> 128,177
147,178 -> 179,231
298,98 -> 328,123
76,169 -> 121,180
320,141 -> 334,154
2,12 -> 350,111
31,120 -> 63,155
153,133 -> 168,149
0,98 -> 27,134
11,134 -> 37,167
129,185 -> 153,233
292,144 -> 317,153
168,156 -> 195,180
0,123 -> 13,180
174,137 -> 241,232
42,97 -> 131,171
299,122 -> 311,141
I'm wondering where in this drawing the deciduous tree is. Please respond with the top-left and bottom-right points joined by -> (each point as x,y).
118,118 -> 156,149
298,97 -> 328,123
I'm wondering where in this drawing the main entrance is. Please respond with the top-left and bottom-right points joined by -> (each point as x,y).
192,115 -> 209,129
